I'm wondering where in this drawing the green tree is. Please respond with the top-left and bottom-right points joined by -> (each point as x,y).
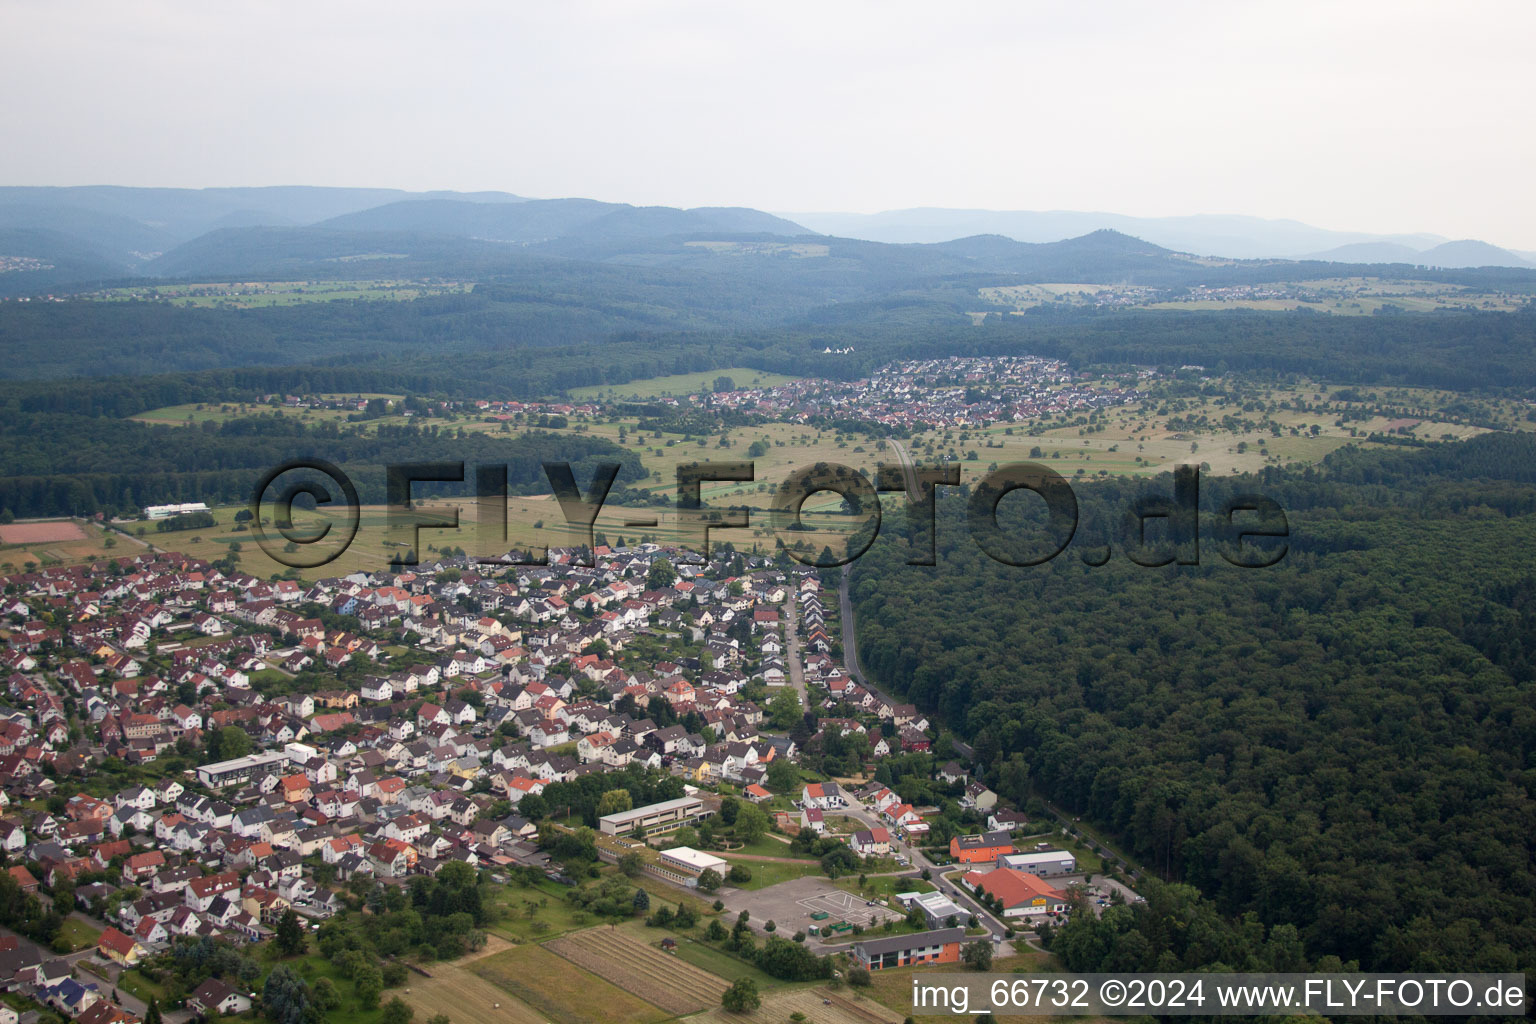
962,940 -> 994,971
734,802 -> 770,843
721,977 -> 761,1013
312,978 -> 341,1011
210,725 -> 251,760
275,908 -> 306,956
646,558 -> 677,589
381,996 -> 414,1024
766,689 -> 802,731
597,789 -> 633,817
262,965 -> 312,1024
354,962 -> 383,1010
696,868 -> 723,893
766,757 -> 798,792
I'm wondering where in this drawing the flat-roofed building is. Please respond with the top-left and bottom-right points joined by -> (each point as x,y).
195,750 -> 288,789
949,829 -> 1014,864
598,796 -> 706,836
658,846 -> 728,884
144,502 -> 210,519
895,889 -> 967,928
996,849 -> 1076,876
850,927 -> 965,971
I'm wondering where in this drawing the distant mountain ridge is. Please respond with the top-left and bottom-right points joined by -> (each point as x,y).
1314,239 -> 1536,271
783,207 -> 1533,268
0,186 -> 1534,298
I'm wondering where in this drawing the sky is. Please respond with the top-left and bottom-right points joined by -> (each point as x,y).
4,0 -> 1534,248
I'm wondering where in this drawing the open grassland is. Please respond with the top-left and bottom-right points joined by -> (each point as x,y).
131,394 -> 407,427
400,936 -> 546,1024
569,367 -> 802,400
906,379 -> 1517,481
665,934 -> 778,985
468,943 -> 670,1024
547,927 -> 729,1015
486,879 -> 602,942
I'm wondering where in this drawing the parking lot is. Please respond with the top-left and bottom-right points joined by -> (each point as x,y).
721,875 -> 905,936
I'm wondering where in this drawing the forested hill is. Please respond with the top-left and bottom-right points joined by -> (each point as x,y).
850,431 -> 1536,974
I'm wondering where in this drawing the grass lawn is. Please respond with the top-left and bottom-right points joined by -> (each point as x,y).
834,874 -> 934,901
53,917 -> 101,952
724,833 -> 814,859
487,879 -> 593,942
662,933 -> 778,986
723,857 -> 824,890
468,943 -> 668,1024
631,873 -> 716,917
116,969 -> 171,1004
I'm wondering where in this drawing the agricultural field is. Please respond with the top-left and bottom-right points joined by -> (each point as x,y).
399,937 -> 545,1024
861,952 -> 1071,1024
468,943 -> 670,1024
685,986 -> 903,1024
0,519 -> 127,573
83,280 -> 471,308
547,928 -> 728,1015
979,276 -> 1532,316
569,367 -> 802,401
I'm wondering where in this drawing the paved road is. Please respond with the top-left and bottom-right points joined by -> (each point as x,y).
781,591 -> 809,711
883,438 -> 921,495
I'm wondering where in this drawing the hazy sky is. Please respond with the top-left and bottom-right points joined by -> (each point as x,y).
4,0 -> 1534,247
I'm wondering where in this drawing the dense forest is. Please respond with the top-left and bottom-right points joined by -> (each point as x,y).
0,419 -> 645,517
7,286 -> 1536,394
851,431 -> 1536,974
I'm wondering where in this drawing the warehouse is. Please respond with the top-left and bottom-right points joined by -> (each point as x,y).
996,849 -> 1077,876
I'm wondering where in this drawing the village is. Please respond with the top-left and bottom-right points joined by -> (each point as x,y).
249,355 -> 1149,437
0,535 -> 1136,1024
